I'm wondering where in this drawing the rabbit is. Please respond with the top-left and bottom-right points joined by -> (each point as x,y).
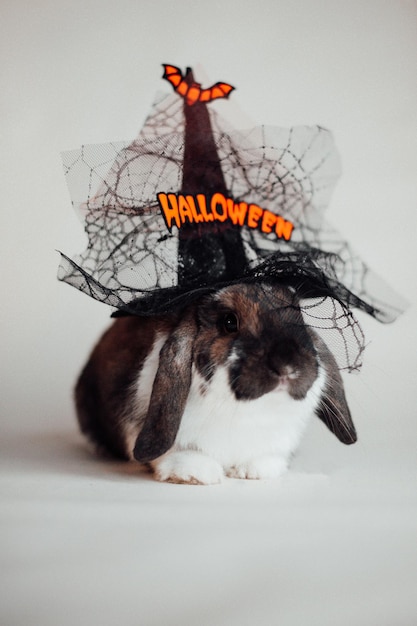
75,282 -> 356,484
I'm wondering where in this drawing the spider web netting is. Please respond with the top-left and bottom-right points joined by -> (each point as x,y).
58,91 -> 407,372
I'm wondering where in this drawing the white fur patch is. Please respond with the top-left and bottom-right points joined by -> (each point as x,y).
152,450 -> 224,485
152,363 -> 326,483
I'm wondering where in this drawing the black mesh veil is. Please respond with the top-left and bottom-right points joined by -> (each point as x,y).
58,69 -> 407,372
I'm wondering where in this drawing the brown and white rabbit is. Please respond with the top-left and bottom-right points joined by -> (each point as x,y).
75,282 -> 356,484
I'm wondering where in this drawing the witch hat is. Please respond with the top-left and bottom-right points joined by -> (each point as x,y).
58,63 -> 408,371
176,66 -> 247,286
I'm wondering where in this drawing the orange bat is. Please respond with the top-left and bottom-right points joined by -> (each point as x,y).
162,64 -> 235,106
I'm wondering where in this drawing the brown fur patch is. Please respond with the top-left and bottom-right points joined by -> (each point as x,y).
75,314 -> 177,459
217,286 -> 262,337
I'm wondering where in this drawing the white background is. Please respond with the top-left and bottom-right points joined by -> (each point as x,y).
1,1 -> 416,625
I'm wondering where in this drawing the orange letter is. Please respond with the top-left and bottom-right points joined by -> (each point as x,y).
196,194 -> 214,222
261,210 -> 276,234
247,203 -> 264,229
178,195 -> 195,225
185,195 -> 205,223
211,193 -> 228,222
227,198 -> 248,226
157,192 -> 180,231
275,216 -> 294,241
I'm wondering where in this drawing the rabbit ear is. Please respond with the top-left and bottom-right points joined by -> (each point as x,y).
133,309 -> 197,463
314,334 -> 357,445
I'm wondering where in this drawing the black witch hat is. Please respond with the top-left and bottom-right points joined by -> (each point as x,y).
58,64 -> 407,371
175,66 -> 247,287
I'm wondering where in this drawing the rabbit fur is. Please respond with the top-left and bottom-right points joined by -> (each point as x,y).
75,283 -> 356,484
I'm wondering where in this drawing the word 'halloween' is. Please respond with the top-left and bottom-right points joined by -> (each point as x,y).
157,192 -> 294,241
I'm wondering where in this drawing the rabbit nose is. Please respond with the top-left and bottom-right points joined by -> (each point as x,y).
270,364 -> 298,383
268,338 -> 299,375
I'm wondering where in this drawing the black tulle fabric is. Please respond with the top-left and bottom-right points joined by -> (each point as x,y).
58,87 -> 407,371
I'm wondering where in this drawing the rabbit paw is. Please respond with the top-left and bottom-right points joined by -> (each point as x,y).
226,456 -> 288,480
152,450 -> 224,485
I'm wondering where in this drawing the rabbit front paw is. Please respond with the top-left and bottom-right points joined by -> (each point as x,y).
152,450 -> 224,485
226,456 -> 288,480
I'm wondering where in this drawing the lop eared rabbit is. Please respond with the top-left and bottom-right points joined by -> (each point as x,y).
76,283 -> 356,484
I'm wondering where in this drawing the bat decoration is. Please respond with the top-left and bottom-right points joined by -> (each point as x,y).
162,64 -> 234,106
58,64 -> 408,373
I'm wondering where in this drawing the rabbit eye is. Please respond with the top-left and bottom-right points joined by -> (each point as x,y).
222,312 -> 239,334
